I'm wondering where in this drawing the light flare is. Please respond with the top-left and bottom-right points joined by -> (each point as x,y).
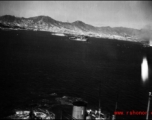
141,57 -> 149,82
149,40 -> 152,47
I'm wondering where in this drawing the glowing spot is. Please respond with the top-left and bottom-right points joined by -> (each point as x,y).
141,57 -> 149,82
149,40 -> 152,47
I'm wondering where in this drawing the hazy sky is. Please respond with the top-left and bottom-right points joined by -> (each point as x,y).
0,1 -> 152,29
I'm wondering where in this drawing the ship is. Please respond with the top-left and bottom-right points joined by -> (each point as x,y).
5,77 -> 109,120
6,95 -> 109,120
69,35 -> 88,42
57,100 -> 108,120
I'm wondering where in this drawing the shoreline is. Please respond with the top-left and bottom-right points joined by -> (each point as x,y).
0,27 -> 150,47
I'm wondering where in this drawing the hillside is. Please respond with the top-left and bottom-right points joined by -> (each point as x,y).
0,15 -> 151,42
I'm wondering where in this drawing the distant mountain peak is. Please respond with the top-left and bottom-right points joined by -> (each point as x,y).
0,15 -> 15,19
29,15 -> 47,20
73,20 -> 85,24
0,15 -> 21,22
0,14 -> 148,42
27,15 -> 58,24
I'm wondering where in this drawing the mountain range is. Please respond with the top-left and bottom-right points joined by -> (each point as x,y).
0,15 -> 151,42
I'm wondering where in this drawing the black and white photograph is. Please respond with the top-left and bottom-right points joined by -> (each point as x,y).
0,1 -> 152,119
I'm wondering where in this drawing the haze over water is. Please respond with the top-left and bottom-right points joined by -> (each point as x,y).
0,30 -> 152,119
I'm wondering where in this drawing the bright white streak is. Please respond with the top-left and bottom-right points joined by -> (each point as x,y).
149,40 -> 152,47
141,57 -> 149,82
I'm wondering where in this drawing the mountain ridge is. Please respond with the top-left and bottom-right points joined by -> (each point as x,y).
0,15 -> 151,42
